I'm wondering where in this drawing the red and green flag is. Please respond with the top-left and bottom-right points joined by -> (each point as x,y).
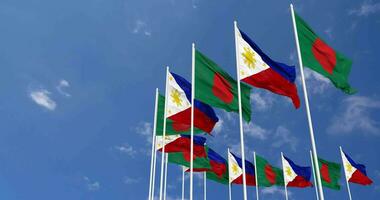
167,146 -> 212,171
318,158 -> 341,190
256,154 -> 284,187
294,12 -> 356,94
195,50 -> 252,122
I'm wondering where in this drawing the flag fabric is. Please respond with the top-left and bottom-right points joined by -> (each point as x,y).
156,135 -> 207,160
281,155 -> 313,187
228,152 -> 256,186
195,50 -> 252,122
236,27 -> 301,109
318,158 -> 341,190
294,12 -> 356,94
341,150 -> 373,185
206,148 -> 229,185
168,149 -> 211,171
166,71 -> 219,134
256,154 -> 284,187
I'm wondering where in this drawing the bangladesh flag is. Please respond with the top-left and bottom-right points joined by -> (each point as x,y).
168,147 -> 211,171
318,158 -> 341,190
156,94 -> 202,136
294,12 -> 356,94
256,154 -> 284,187
195,50 -> 252,122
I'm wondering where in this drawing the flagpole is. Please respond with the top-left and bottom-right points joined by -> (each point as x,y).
190,43 -> 195,200
310,150 -> 320,200
163,154 -> 168,200
204,172 -> 207,200
148,88 -> 159,200
340,146 -> 353,200
234,20 -> 248,200
228,148 -> 232,200
280,152 -> 289,200
290,4 -> 325,200
159,67 -> 170,200
253,152 -> 259,200
151,141 -> 158,200
182,167 -> 185,200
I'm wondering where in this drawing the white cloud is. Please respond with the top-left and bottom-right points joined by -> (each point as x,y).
132,20 -> 151,36
328,96 -> 380,135
124,176 -> 140,184
261,187 -> 291,197
272,126 -> 298,152
250,92 -> 275,111
301,68 -> 331,94
244,122 -> 269,140
213,119 -> 224,135
349,1 -> 380,16
29,89 -> 57,111
136,122 -> 153,143
56,79 -> 71,97
114,143 -> 137,157
83,176 -> 100,191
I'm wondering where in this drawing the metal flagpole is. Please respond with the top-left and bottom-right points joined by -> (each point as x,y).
159,67 -> 170,200
204,172 -> 207,200
233,20 -> 248,200
190,43 -> 195,200
310,150 -> 320,200
148,88 -> 159,200
151,142 -> 158,200
163,154 -> 168,200
182,167 -> 185,200
290,4 -> 325,200
281,152 -> 289,200
228,148 -> 232,200
253,152 -> 259,200
340,146 -> 353,200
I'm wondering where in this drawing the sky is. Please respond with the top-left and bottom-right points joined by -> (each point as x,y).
0,0 -> 380,199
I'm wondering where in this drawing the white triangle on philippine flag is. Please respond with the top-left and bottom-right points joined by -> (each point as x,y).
166,72 -> 191,118
155,135 -> 181,151
281,155 -> 297,185
228,152 -> 243,183
341,152 -> 357,180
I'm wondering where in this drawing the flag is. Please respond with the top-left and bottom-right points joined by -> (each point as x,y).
156,135 -> 207,160
282,155 -> 313,187
236,27 -> 301,108
341,150 -> 373,185
294,12 -> 356,94
318,158 -> 341,190
228,152 -> 256,186
168,150 -> 211,171
256,154 -> 284,187
206,148 -> 229,185
195,50 -> 252,122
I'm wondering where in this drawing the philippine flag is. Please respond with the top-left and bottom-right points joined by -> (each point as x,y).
235,26 -> 301,108
282,155 -> 313,187
166,71 -> 219,134
341,149 -> 373,185
228,152 -> 256,186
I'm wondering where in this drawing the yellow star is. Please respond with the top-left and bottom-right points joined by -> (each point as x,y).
346,162 -> 353,173
241,47 -> 256,70
285,166 -> 292,177
170,89 -> 182,107
232,163 -> 239,174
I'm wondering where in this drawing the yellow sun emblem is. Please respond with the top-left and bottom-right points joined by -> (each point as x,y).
232,163 -> 239,174
170,89 -> 182,107
241,47 -> 256,70
286,166 -> 292,177
346,162 -> 353,173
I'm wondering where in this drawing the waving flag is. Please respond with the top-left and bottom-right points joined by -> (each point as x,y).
166,71 -> 219,134
228,152 -> 256,186
256,154 -> 284,187
236,27 -> 300,108
341,149 -> 373,185
156,135 -> 207,158
206,148 -> 229,184
282,155 -> 312,187
318,158 -> 341,190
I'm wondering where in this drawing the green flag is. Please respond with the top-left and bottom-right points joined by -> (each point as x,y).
318,158 -> 341,190
294,12 -> 356,94
167,149 -> 211,171
256,154 -> 284,187
195,50 -> 252,122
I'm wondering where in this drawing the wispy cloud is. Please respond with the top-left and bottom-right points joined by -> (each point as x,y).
136,122 -> 153,143
114,143 -> 137,157
56,79 -> 71,97
124,176 -> 141,184
328,96 -> 380,135
29,89 -> 57,111
213,119 -> 224,135
272,126 -> 298,152
244,122 -> 269,140
349,1 -> 380,17
301,68 -> 331,94
250,92 -> 275,111
261,187 -> 291,197
83,176 -> 100,191
132,20 -> 151,36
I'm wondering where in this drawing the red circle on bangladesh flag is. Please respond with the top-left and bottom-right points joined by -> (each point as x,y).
312,38 -> 336,75
264,164 -> 276,185
212,73 -> 233,104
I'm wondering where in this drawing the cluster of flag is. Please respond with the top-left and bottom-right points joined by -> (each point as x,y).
148,4 -> 372,200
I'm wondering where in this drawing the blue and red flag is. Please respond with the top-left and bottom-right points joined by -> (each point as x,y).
236,27 -> 300,108
228,152 -> 256,186
341,150 -> 373,185
157,135 -> 207,161
282,155 -> 313,187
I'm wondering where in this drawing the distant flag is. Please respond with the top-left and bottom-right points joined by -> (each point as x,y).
228,152 -> 256,186
294,12 -> 356,94
340,149 -> 373,185
318,157 -> 341,190
166,71 -> 219,134
206,148 -> 229,185
235,26 -> 301,108
281,155 -> 313,187
255,154 -> 284,187
194,50 -> 252,122
156,135 -> 207,159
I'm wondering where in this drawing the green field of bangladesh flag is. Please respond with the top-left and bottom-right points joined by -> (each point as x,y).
294,12 -> 356,94
167,151 -> 211,171
155,94 -> 202,136
256,154 -> 284,187
195,50 -> 252,122
318,158 -> 341,190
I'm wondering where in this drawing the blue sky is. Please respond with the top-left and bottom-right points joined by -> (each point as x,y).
0,0 -> 380,199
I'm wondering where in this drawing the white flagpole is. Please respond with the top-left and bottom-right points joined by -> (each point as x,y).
310,150 -> 320,200
190,43 -> 195,200
233,20 -> 248,200
228,148 -> 232,200
151,142 -> 158,200
281,152 -> 289,200
148,88 -> 159,200
163,154 -> 168,200
204,172 -> 207,200
340,146 -> 353,200
182,167 -> 185,200
253,152 -> 259,200
290,4 -> 325,200
159,67 -> 170,200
